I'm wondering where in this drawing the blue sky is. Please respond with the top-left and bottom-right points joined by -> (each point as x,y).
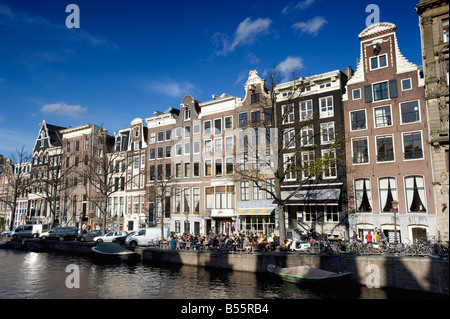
0,0 -> 424,156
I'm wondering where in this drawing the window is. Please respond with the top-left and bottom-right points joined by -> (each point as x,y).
379,177 -> 397,212
240,181 -> 249,201
301,126 -> 314,146
284,154 -> 296,181
301,151 -> 315,179
352,89 -> 361,100
204,140 -> 212,153
149,132 -> 156,144
165,163 -> 171,180
157,147 -> 163,159
184,109 -> 191,120
193,188 -> 200,213
376,135 -> 394,162
84,138 -> 89,150
253,181 -> 262,200
283,128 -> 295,149
320,122 -> 335,144
204,160 -> 212,176
193,141 -> 200,154
225,157 -> 233,174
300,100 -> 313,120
251,110 -> 260,123
184,126 -> 190,138
205,187 -> 214,209
204,121 -> 211,135
184,163 -> 191,178
403,131 -> 423,160
354,178 -> 372,212
215,158 -> 222,175
239,152 -> 248,171
166,129 -> 172,141
157,130 -> 164,142
350,110 -> 366,131
401,78 -> 412,91
352,137 -> 369,164
373,81 -> 389,101
214,138 -> 222,152
225,116 -> 232,130
370,54 -> 388,70
320,96 -> 333,118
443,18 -> 449,43
225,136 -> 233,151
175,163 -> 182,178
175,144 -> 182,156
165,146 -> 171,158
250,93 -> 260,104
75,141 -> 79,152
400,101 -> 420,124
184,142 -> 190,155
282,104 -> 294,124
174,189 -> 181,212
320,82 -> 331,89
193,162 -> 200,177
193,124 -> 200,134
374,105 -> 392,128
405,176 -> 427,213
238,113 -> 248,127
214,119 -> 222,135
322,149 -> 336,178
266,179 -> 274,199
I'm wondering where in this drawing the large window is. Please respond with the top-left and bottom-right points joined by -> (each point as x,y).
283,128 -> 295,149
320,96 -> 333,118
376,135 -> 394,162
379,177 -> 397,213
282,104 -> 295,124
405,176 -> 427,213
301,126 -> 314,146
300,100 -> 313,120
354,178 -> 372,213
193,188 -> 200,213
374,105 -> 392,128
350,110 -> 367,131
301,151 -> 315,179
400,101 -> 420,124
403,131 -> 423,160
352,137 -> 369,164
322,149 -> 336,178
238,112 -> 248,127
240,181 -> 249,201
204,121 -> 211,135
253,182 -> 262,200
320,122 -> 335,144
284,154 -> 297,181
373,81 -> 389,101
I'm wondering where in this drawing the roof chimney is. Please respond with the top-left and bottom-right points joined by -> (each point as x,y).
345,66 -> 354,79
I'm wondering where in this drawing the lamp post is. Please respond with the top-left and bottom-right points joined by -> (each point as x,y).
391,200 -> 399,252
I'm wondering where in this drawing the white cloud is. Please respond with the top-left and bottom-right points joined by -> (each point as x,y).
276,56 -> 304,80
146,80 -> 195,98
40,102 -> 87,118
214,17 -> 272,56
282,0 -> 315,14
292,16 -> 327,36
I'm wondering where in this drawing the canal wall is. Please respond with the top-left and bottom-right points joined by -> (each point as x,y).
142,249 -> 449,295
3,239 -> 448,295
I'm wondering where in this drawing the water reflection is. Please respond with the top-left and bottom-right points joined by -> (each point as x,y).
0,250 -> 445,299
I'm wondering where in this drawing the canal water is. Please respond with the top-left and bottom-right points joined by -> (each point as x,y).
0,249 -> 444,299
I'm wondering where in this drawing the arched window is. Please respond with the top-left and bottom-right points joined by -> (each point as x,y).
379,177 -> 397,212
405,176 -> 426,213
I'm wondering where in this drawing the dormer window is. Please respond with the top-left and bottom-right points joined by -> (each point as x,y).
134,127 -> 139,137
250,93 -> 260,104
370,54 -> 387,70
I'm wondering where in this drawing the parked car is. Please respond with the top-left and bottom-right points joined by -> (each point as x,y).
1,230 -> 13,237
112,231 -> 130,245
40,227 -> 79,241
11,224 -> 43,239
125,227 -> 169,247
77,230 -> 103,242
93,231 -> 128,243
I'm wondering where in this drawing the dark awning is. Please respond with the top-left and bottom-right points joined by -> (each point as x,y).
280,188 -> 341,205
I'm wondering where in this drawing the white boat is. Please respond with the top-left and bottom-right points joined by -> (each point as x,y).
267,264 -> 351,284
92,243 -> 141,262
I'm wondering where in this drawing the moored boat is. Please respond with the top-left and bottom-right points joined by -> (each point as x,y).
267,264 -> 351,284
92,243 -> 141,262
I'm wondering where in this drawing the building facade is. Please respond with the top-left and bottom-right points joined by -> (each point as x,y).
416,0 -> 449,241
343,22 -> 437,243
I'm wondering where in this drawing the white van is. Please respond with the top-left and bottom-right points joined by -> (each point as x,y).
125,227 -> 169,247
12,224 -> 43,239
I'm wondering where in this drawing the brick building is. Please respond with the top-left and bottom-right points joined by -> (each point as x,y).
343,22 -> 437,243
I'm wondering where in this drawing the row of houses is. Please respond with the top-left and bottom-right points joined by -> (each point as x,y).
1,5 -> 448,243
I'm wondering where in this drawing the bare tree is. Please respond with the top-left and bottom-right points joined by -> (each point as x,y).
234,67 -> 344,245
0,147 -> 31,230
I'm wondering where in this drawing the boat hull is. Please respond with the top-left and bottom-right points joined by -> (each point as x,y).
267,264 -> 351,284
92,243 -> 141,263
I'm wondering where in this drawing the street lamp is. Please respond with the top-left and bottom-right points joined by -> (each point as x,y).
391,200 -> 399,252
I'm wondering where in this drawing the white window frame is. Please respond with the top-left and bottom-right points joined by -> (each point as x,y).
299,99 -> 313,121
402,131 -> 424,161
321,149 -> 337,179
370,53 -> 388,71
399,100 -> 421,125
373,105 -> 393,128
352,88 -> 361,100
320,122 -> 335,145
319,96 -> 334,118
401,78 -> 412,91
349,109 -> 367,131
351,136 -> 370,165
375,134 -> 395,163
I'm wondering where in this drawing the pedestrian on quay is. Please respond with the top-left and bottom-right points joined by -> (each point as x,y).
170,236 -> 177,250
366,231 -> 373,251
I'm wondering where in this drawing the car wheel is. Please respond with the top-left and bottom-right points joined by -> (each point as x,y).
129,241 -> 137,247
96,239 -> 103,243
41,236 -> 47,240
80,237 -> 85,242
32,233 -> 38,238
58,236 -> 64,241
12,234 -> 18,240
